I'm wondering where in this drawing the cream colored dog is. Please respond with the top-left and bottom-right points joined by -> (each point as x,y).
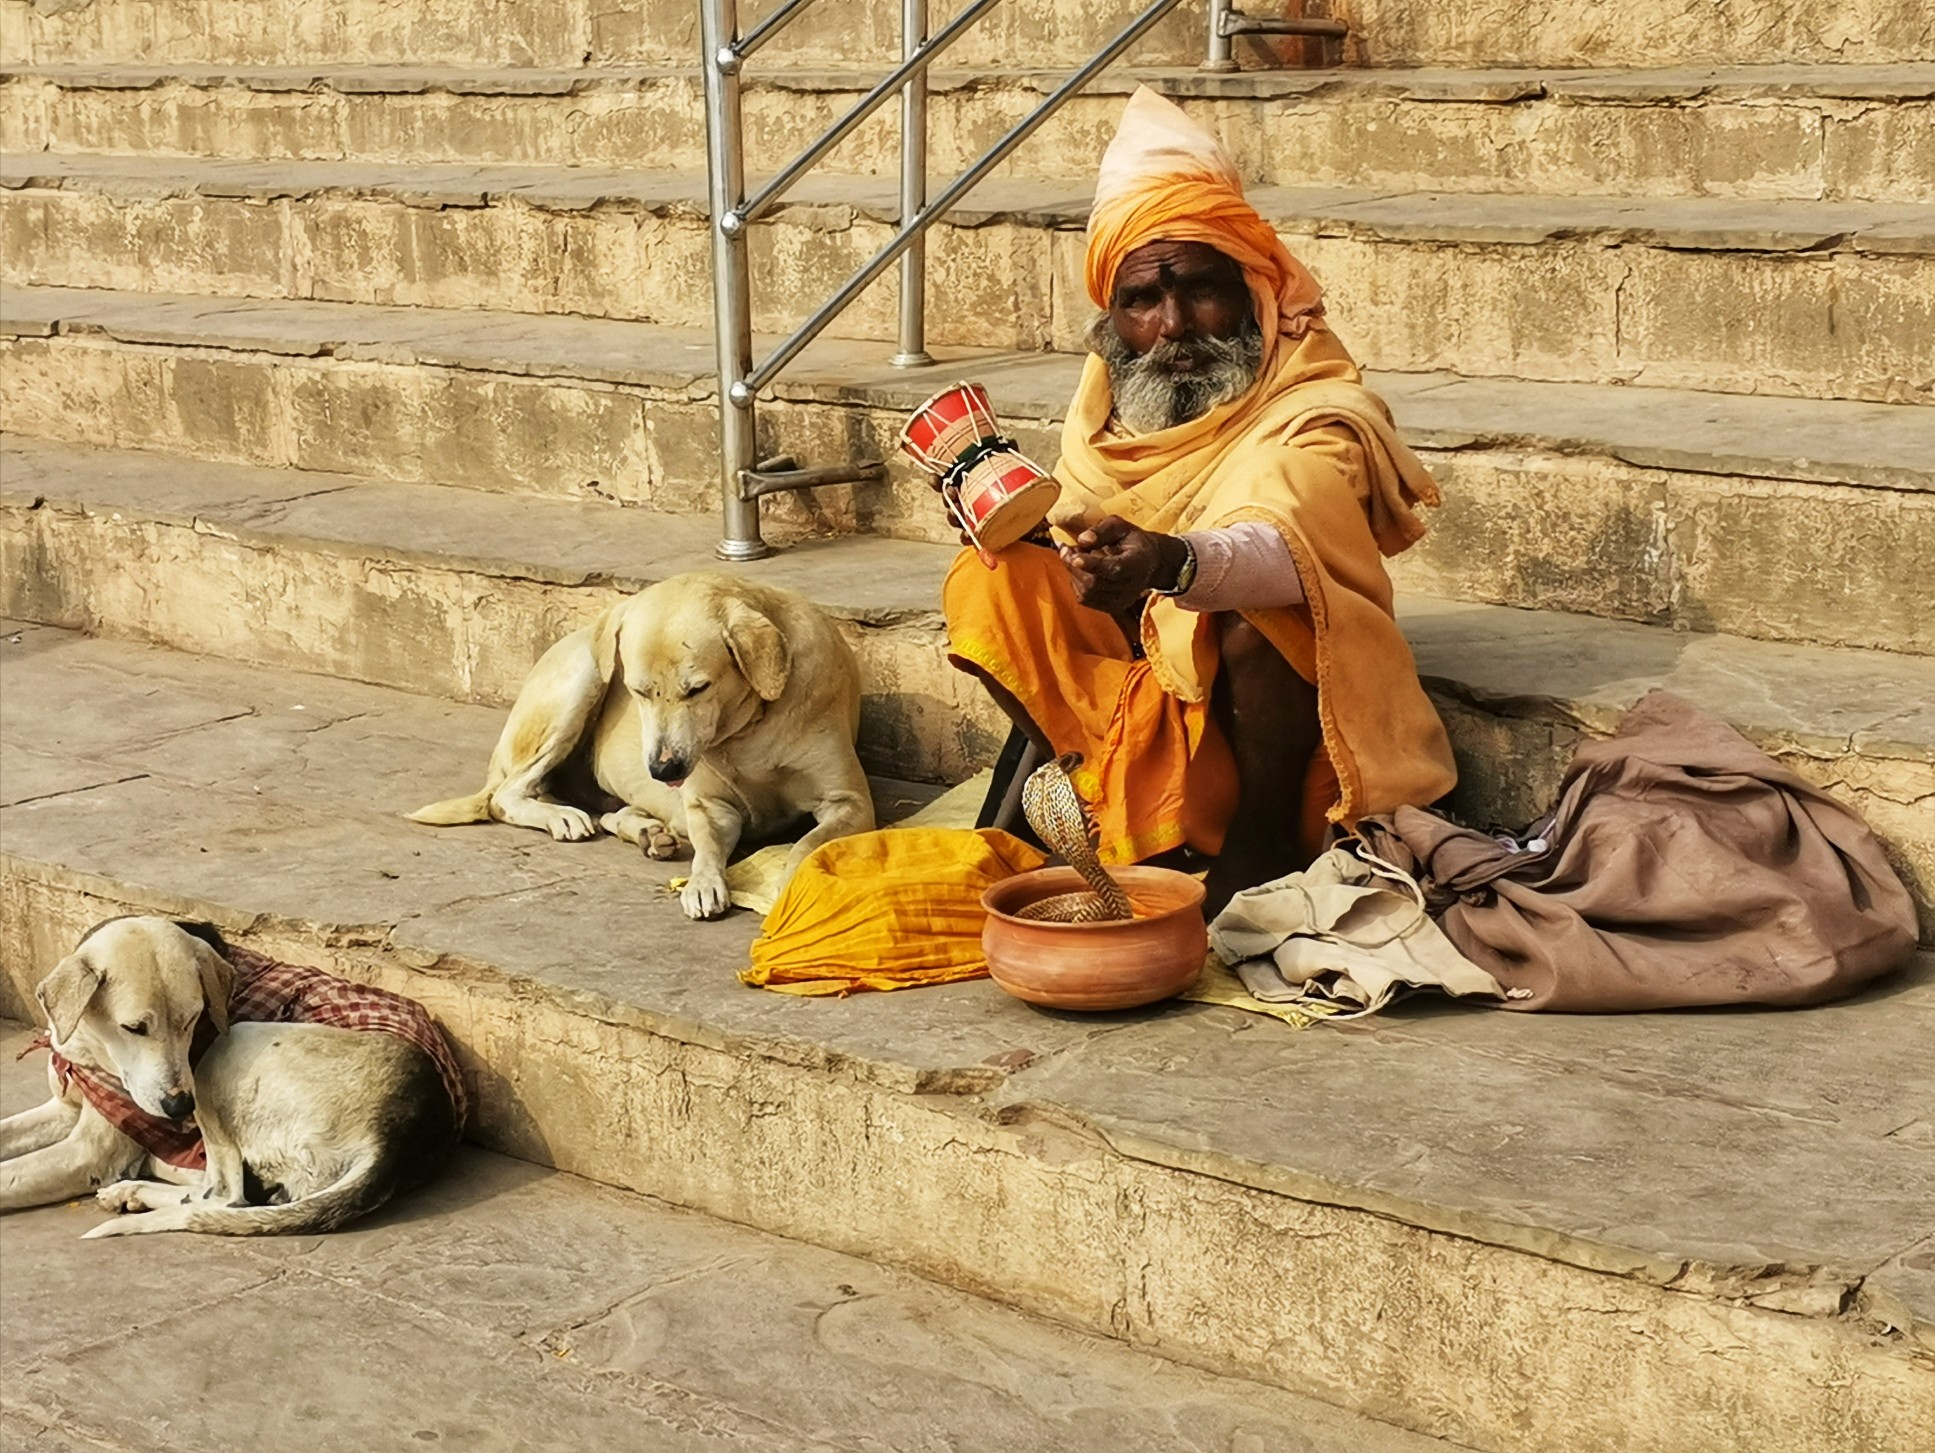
1,917 -> 457,1236
409,571 -> 875,918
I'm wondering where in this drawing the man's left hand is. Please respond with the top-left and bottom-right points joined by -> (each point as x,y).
1060,516 -> 1189,615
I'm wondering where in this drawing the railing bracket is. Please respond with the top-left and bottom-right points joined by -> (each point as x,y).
738,457 -> 889,501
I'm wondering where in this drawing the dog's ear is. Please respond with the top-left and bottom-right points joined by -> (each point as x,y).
591,605 -> 623,686
186,937 -> 235,1035
173,919 -> 230,957
723,598 -> 790,702
35,954 -> 102,1042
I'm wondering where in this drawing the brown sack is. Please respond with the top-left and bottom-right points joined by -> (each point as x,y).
1355,691 -> 1918,1012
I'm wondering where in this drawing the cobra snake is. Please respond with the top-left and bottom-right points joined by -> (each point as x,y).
1015,754 -> 1136,923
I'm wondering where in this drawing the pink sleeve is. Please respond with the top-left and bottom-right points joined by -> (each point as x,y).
1174,520 -> 1306,612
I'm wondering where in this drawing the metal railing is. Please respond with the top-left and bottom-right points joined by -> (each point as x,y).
700,0 -> 1347,560
1202,0 -> 1347,73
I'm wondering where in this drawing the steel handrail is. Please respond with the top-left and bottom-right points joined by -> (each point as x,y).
703,0 -> 1198,560
744,0 -> 1190,398
732,0 -> 816,59
739,0 -> 999,226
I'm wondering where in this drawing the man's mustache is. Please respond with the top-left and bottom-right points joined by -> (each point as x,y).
1141,337 -> 1223,372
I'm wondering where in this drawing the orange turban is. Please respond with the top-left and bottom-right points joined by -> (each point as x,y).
1084,87 -> 1324,357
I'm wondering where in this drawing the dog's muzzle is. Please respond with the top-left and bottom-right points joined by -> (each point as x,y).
649,754 -> 690,786
159,1089 -> 196,1121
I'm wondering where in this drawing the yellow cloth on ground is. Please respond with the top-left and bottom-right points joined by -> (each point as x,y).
1045,86 -> 1457,828
1183,956 -> 1347,1030
741,827 -> 1046,996
674,771 -> 996,917
740,805 -> 1349,1026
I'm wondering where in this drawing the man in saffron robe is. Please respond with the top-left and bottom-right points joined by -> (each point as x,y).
944,87 -> 1458,915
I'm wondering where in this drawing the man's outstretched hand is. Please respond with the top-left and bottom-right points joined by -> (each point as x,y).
1060,516 -> 1189,615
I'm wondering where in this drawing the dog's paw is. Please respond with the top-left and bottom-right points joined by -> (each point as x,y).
95,1179 -> 171,1214
640,824 -> 684,861
680,870 -> 733,920
541,804 -> 600,842
599,809 -> 685,860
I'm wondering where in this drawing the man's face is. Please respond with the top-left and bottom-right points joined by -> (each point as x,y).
1107,240 -> 1252,360
1091,239 -> 1263,432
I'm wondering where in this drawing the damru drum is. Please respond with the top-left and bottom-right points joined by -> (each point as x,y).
898,382 -> 1059,565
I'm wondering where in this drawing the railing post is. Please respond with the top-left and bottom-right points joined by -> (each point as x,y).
1201,0 -> 1237,71
702,0 -> 770,561
891,0 -> 935,367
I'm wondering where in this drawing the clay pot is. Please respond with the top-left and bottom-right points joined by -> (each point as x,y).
981,865 -> 1208,1011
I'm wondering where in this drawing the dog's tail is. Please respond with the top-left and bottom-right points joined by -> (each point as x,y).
83,1063 -> 458,1240
85,1152 -> 395,1239
405,790 -> 493,826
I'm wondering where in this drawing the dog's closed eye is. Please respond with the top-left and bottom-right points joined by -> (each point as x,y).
120,1020 -> 151,1037
681,681 -> 710,699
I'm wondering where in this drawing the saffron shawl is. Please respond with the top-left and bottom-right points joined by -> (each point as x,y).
1053,87 -> 1456,826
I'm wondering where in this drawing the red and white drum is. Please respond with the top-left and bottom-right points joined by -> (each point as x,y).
945,450 -> 1059,555
898,382 -> 1057,564
898,382 -> 1000,474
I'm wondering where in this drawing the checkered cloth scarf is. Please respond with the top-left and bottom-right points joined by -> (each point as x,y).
25,945 -> 467,1169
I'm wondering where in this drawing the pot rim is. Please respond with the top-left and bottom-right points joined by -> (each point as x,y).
981,864 -> 1206,930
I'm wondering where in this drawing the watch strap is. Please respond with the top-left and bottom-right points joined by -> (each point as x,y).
1151,536 -> 1198,598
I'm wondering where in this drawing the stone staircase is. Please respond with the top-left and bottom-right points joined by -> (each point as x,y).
2,2 -> 1932,1449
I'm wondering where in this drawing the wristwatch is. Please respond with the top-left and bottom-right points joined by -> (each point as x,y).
1151,536 -> 1198,598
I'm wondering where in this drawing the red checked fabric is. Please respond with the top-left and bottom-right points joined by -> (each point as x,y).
27,944 -> 467,1169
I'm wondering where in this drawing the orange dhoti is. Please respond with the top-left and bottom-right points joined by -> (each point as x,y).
944,544 -> 1336,865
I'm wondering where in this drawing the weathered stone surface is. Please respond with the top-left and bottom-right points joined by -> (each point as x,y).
5,478 -> 1932,925
5,304 -> 1932,649
7,284 -> 1932,493
1387,453 -> 1935,652
5,163 -> 1931,398
5,65 -> 1930,202
3,0 -> 1928,68
0,453 -> 1004,783
33,0 -> 1203,71
1336,0 -> 1935,68
2,624 -> 1931,1453
1,1034 -> 1456,1453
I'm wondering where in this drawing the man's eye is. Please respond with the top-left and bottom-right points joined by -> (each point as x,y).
682,682 -> 709,699
121,1022 -> 149,1037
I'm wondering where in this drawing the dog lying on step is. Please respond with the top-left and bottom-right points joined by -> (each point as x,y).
0,917 -> 463,1238
408,571 -> 876,919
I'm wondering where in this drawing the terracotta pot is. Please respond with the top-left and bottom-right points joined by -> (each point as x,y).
981,866 -> 1208,1011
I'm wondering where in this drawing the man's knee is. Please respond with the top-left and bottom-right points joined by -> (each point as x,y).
1215,613 -> 1272,664
1215,614 -> 1307,692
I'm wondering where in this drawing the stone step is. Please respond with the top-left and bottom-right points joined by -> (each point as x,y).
3,293 -> 1932,654
0,1024 -> 1461,1453
5,63 -> 1931,204
0,439 -> 1008,786
3,443 -> 1932,931
0,1029 -> 1455,1453
1,0 -> 1926,71
0,1075 -> 1455,1453
5,156 -> 1929,404
2,621 -> 1930,1453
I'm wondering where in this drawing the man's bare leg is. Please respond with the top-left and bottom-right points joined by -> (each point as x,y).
1203,615 -> 1321,918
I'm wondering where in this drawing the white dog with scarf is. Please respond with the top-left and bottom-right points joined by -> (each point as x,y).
1,917 -> 465,1237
